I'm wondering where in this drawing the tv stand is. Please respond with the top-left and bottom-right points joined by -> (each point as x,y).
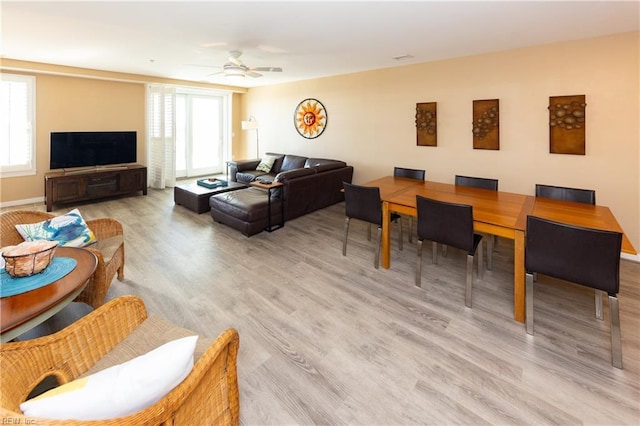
45,164 -> 147,211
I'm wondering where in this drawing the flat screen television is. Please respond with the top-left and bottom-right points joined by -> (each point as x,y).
50,131 -> 137,170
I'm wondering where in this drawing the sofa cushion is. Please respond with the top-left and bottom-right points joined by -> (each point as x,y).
280,155 -> 308,172
304,158 -> 345,168
315,162 -> 347,173
274,167 -> 316,183
236,170 -> 269,184
84,315 -> 213,375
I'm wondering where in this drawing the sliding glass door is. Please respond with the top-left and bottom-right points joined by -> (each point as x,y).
175,91 -> 226,178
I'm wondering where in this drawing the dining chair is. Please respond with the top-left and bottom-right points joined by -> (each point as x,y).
393,167 -> 426,243
343,182 -> 402,269
525,215 -> 623,368
533,184 -> 596,283
0,295 -> 240,424
452,175 -> 499,270
415,196 -> 483,308
535,183 -> 596,205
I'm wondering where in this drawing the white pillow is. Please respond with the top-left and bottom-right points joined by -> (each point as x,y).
256,155 -> 277,173
15,208 -> 97,248
20,336 -> 197,420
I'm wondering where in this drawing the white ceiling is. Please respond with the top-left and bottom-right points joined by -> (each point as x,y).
2,1 -> 638,88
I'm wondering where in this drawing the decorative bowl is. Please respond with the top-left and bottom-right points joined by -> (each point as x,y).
1,240 -> 59,278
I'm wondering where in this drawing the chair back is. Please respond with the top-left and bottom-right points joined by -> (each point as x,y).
416,196 -> 475,252
535,184 -> 595,204
393,167 -> 425,181
343,182 -> 382,226
525,216 -> 621,294
455,175 -> 498,191
0,211 -> 56,247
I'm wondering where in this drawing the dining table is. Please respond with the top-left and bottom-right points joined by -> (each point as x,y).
1,246 -> 97,342
366,176 -> 637,323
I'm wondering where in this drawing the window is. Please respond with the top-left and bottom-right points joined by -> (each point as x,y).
0,73 -> 36,177
175,90 -> 227,178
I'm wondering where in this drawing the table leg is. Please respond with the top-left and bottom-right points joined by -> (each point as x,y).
513,229 -> 526,323
382,201 -> 391,269
265,187 -> 284,232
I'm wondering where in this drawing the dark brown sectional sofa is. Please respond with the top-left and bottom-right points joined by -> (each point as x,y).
210,153 -> 354,236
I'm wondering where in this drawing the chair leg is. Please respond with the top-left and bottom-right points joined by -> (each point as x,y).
415,239 -> 424,287
342,217 -> 350,256
398,218 -> 403,251
477,239 -> 484,281
486,235 -> 493,270
526,273 -> 534,335
367,223 -> 372,241
374,226 -> 381,269
609,294 -> 623,369
442,244 -> 448,258
408,217 -> 414,243
595,290 -> 604,320
465,253 -> 474,308
432,241 -> 438,264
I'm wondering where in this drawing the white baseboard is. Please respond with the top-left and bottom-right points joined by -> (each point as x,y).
0,196 -> 45,210
621,252 -> 640,263
2,195 -> 638,264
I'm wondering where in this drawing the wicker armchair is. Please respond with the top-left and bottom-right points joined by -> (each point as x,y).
0,210 -> 125,308
0,295 -> 240,425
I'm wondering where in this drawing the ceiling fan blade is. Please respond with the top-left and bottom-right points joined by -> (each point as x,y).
246,71 -> 263,78
207,71 -> 224,76
252,67 -> 282,72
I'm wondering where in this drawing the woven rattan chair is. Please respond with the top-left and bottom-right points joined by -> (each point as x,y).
0,295 -> 241,424
0,210 -> 124,309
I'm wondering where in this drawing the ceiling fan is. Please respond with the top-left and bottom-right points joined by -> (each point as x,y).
207,50 -> 283,79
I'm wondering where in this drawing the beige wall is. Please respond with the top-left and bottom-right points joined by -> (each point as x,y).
0,73 -> 145,203
1,33 -> 638,253
0,60 -> 247,204
241,32 -> 640,256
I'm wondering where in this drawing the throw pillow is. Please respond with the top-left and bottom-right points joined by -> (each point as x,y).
20,335 -> 198,420
15,208 -> 97,248
256,155 -> 277,173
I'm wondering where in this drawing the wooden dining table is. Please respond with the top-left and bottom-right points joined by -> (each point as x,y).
367,176 -> 637,323
1,246 -> 97,342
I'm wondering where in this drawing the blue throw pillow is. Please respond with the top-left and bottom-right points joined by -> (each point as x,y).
15,209 -> 97,248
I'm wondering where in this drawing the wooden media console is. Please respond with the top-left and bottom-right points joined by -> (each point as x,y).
44,164 -> 147,211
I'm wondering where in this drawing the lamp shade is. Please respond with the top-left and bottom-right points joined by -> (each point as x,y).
241,119 -> 259,130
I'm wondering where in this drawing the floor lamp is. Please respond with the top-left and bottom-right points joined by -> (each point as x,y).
241,116 -> 260,158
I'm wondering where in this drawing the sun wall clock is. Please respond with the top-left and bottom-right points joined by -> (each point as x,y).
294,98 -> 327,139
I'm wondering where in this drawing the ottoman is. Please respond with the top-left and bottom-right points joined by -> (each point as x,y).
209,187 -> 283,236
174,181 -> 247,213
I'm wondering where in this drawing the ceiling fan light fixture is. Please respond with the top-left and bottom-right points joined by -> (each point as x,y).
224,66 -> 246,78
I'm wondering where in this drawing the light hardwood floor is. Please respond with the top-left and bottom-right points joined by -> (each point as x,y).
7,186 -> 640,425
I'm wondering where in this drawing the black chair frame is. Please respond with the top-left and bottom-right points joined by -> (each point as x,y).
525,215 -> 623,368
415,196 -> 483,308
342,182 -> 402,269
